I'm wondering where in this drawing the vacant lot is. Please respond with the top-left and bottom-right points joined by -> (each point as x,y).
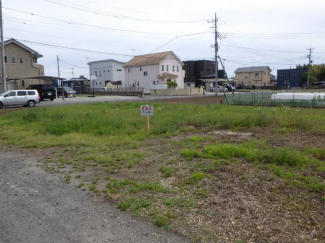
0,103 -> 324,242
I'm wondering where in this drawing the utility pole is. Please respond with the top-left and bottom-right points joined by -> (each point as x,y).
0,0 -> 6,92
57,55 -> 64,101
307,47 -> 314,87
72,68 -> 74,78
130,49 -> 136,57
208,14 -> 219,96
214,13 -> 218,96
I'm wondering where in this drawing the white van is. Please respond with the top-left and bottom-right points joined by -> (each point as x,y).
0,90 -> 40,108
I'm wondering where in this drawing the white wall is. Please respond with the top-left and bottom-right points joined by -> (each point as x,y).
159,54 -> 185,89
124,65 -> 159,94
89,60 -> 124,89
123,53 -> 185,93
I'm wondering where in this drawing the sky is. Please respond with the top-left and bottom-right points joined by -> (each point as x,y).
3,0 -> 325,79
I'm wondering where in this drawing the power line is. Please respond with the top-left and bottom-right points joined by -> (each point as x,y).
61,0 -> 213,17
219,42 -> 316,53
4,8 -> 204,36
150,31 -> 212,53
41,0 -> 207,24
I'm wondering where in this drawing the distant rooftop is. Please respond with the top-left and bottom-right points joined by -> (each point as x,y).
123,51 -> 183,68
88,59 -> 125,65
234,66 -> 271,73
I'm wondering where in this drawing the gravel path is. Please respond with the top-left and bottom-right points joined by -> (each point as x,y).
0,151 -> 188,243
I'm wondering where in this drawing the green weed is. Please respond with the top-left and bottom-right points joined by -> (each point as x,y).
180,149 -> 201,160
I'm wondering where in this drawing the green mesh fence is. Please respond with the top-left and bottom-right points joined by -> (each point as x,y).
223,92 -> 325,107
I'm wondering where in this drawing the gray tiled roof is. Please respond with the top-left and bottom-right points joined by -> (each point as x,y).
234,66 -> 271,73
88,59 -> 125,65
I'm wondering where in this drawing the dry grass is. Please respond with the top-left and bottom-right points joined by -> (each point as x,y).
4,128 -> 323,243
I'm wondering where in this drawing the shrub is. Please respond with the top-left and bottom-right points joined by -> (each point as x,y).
167,81 -> 178,88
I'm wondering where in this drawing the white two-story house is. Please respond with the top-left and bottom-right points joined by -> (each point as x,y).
88,59 -> 125,89
123,51 -> 185,93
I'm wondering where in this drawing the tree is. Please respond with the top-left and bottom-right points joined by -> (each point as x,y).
301,72 -> 318,85
296,64 -> 325,81
311,64 -> 325,81
168,81 -> 178,88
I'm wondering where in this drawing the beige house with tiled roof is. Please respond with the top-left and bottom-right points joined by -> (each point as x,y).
234,66 -> 271,88
0,38 -> 45,92
123,51 -> 185,93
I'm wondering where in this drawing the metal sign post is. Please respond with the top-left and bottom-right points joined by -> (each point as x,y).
140,105 -> 153,131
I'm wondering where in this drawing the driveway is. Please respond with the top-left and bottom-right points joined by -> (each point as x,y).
0,151 -> 188,243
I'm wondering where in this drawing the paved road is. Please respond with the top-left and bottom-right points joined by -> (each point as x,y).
37,96 -> 145,107
0,151 -> 188,243
37,94 -> 220,107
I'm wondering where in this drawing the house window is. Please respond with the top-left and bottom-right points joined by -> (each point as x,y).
19,57 -> 23,64
162,65 -> 164,71
137,81 -> 139,86
280,72 -> 283,76
99,71 -> 101,77
4,56 -> 7,63
255,72 -> 260,77
116,69 -> 122,72
128,69 -> 130,72
167,65 -> 169,71
12,57 -> 16,64
153,81 -> 156,85
293,71 -> 296,76
244,76 -> 248,79
177,66 -> 179,72
140,67 -> 142,71
95,71 -> 97,76
133,83 -> 135,87
108,70 -> 110,72
172,66 -> 175,72
103,70 -> 105,73
21,80 -> 25,87
144,71 -> 148,76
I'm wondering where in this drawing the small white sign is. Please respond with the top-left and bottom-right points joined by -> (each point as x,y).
140,105 -> 153,116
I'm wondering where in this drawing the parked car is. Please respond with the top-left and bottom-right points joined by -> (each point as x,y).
57,87 -> 76,98
27,84 -> 56,101
226,84 -> 236,92
209,85 -> 228,92
0,90 -> 40,108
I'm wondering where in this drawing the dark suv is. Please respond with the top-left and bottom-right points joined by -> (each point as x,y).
57,87 -> 76,98
27,84 -> 56,101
